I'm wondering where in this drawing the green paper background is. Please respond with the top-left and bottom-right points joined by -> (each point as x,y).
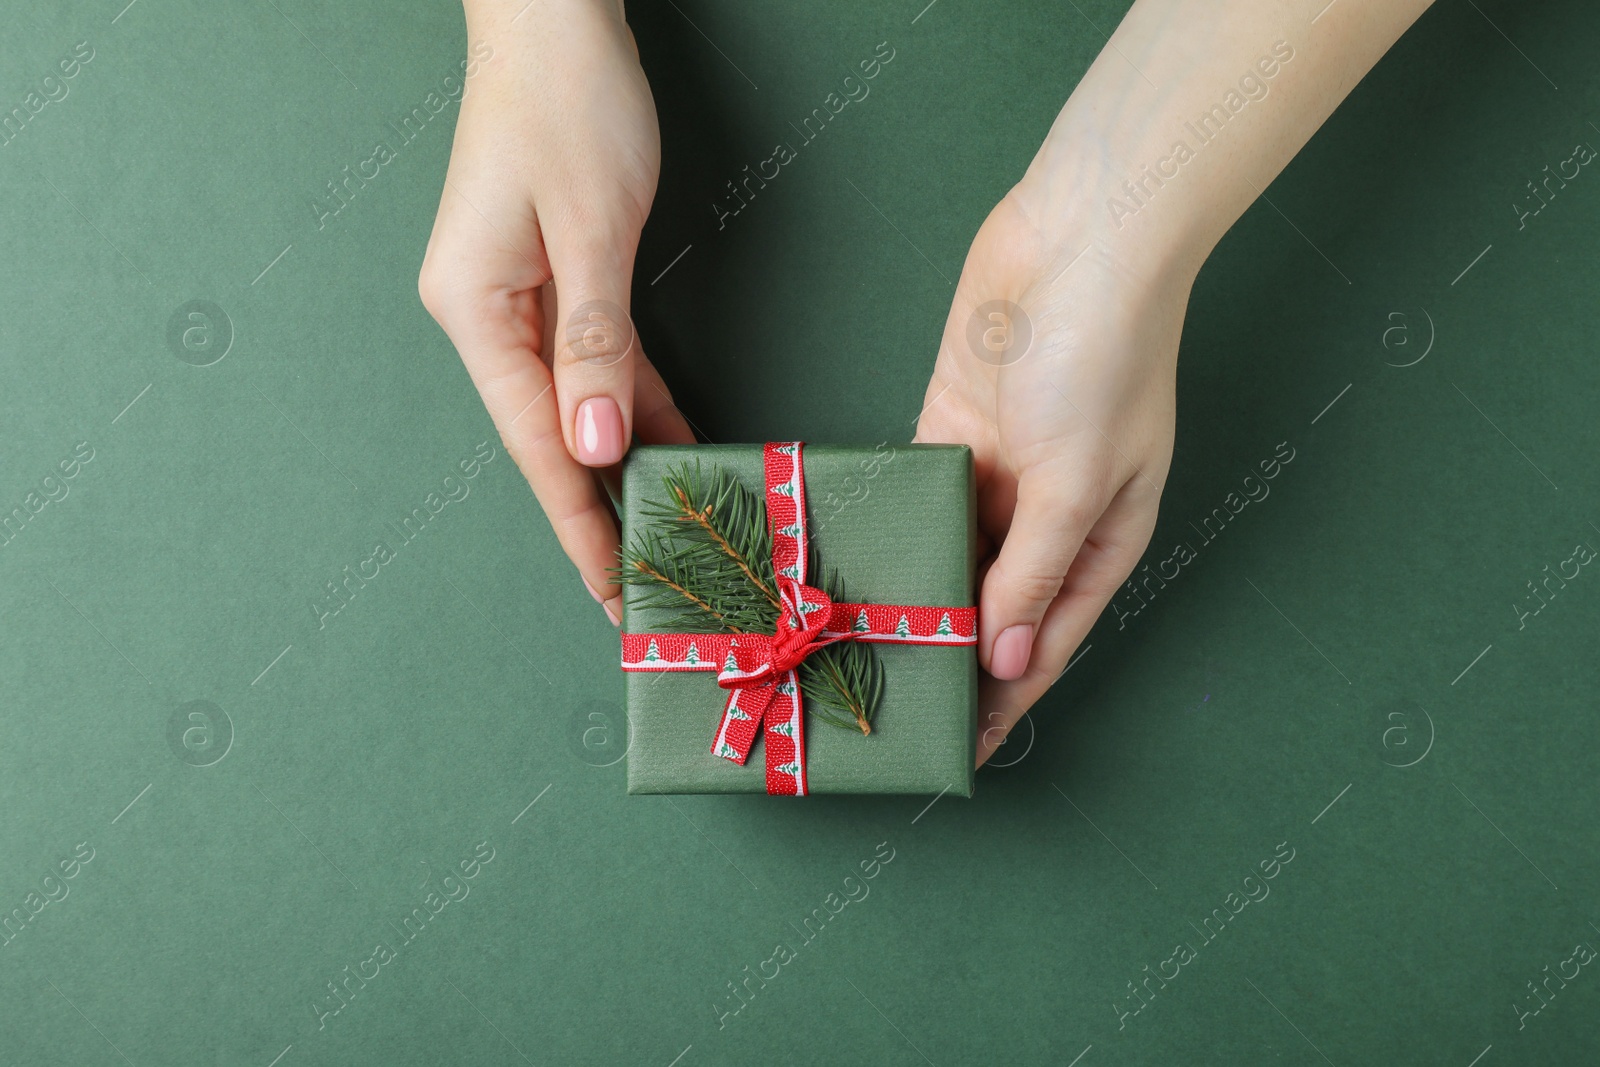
621,444 -> 977,795
2,0 -> 1599,1064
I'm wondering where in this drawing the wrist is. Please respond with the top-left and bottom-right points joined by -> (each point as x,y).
462,0 -> 617,33
1011,102 -> 1224,298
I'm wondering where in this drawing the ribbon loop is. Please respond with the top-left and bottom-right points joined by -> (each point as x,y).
714,579 -> 840,690
770,577 -> 835,670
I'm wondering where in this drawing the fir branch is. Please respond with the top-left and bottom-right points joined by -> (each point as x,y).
800,642 -> 882,734
669,484 -> 780,609
620,461 -> 780,634
615,460 -> 885,732
796,563 -> 880,734
624,558 -> 733,630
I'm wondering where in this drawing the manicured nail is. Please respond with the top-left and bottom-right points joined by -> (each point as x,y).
990,624 -> 1034,681
582,576 -> 604,604
575,396 -> 624,466
602,597 -> 622,627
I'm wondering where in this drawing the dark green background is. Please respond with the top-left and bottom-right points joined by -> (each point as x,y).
1,0 -> 1596,1063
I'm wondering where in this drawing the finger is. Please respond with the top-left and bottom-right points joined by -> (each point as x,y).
593,359 -> 693,519
549,231 -> 641,469
486,314 -> 629,623
585,357 -> 693,608
975,590 -> 1090,766
446,302 -> 625,619
912,368 -> 991,451
911,370 -> 1002,574
979,458 -> 1118,680
919,407 -> 1015,547
419,200 -> 623,624
595,359 -> 694,604
975,528 -> 995,564
633,358 -> 696,446
975,478 -> 1160,764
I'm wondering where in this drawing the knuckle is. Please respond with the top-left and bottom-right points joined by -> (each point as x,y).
552,195 -> 644,246
1059,497 -> 1099,533
416,257 -> 454,323
520,420 -> 565,457
557,299 -> 636,369
1010,570 -> 1065,608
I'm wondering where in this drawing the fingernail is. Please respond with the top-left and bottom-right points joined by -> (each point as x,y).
602,596 -> 622,627
990,624 -> 1034,681
582,576 -> 604,604
575,397 -> 624,466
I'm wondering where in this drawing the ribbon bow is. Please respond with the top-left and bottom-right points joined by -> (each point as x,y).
716,578 -> 847,688
621,442 -> 977,795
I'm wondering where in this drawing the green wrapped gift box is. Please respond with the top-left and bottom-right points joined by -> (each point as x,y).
621,443 -> 978,796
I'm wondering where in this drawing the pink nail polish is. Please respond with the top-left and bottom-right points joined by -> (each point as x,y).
575,397 -> 624,467
990,624 -> 1034,681
582,577 -> 604,604
602,598 -> 622,627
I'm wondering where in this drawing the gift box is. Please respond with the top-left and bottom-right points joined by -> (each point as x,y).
620,442 -> 978,796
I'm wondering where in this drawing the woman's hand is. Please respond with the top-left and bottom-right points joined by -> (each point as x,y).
921,0 -> 1435,765
915,179 -> 1195,767
419,0 -> 692,625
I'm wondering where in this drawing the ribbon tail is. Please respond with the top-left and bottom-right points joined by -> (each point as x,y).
763,669 -> 807,796
711,683 -> 773,764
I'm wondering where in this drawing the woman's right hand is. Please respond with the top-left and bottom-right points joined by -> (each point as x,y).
419,0 -> 693,625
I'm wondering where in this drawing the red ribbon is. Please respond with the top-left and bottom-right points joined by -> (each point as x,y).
621,442 -> 976,796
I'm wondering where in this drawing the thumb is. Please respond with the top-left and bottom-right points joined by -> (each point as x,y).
980,466 -> 1103,681
550,238 -> 640,468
